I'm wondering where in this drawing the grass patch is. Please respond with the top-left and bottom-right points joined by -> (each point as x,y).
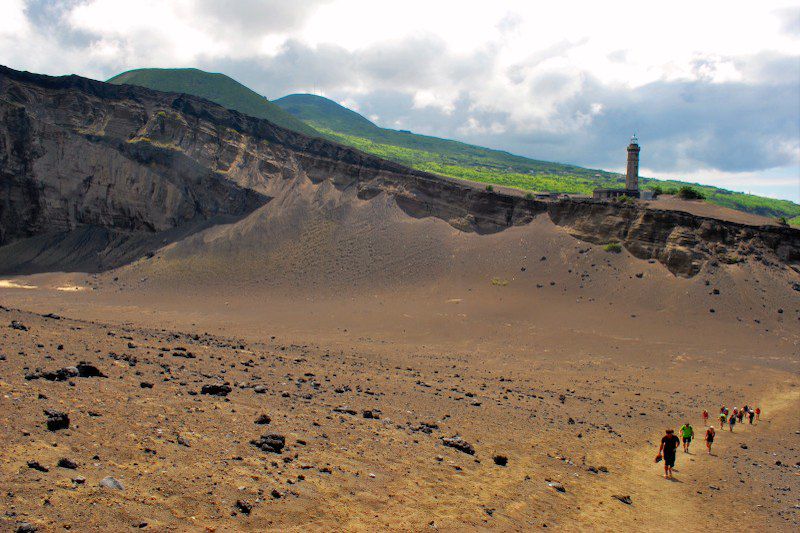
603,242 -> 623,253
491,277 -> 509,286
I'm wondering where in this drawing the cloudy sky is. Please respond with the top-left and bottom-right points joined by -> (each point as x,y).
2,1 -> 799,201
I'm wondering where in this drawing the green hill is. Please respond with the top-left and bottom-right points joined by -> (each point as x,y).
275,94 -> 800,222
107,68 -> 319,137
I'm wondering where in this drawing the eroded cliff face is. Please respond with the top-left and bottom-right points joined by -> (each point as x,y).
0,65 -> 798,277
547,201 -> 799,276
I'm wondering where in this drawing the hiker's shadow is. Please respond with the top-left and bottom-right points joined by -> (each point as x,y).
667,477 -> 683,483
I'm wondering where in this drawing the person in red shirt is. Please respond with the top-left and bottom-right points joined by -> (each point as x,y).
755,407 -> 761,421
702,410 -> 708,425
658,429 -> 681,479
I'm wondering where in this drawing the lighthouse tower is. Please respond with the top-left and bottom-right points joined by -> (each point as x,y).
625,134 -> 640,193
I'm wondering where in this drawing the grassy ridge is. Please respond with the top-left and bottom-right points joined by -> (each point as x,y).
314,126 -> 800,222
108,68 -> 319,137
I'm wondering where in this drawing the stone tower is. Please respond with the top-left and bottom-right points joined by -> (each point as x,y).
626,135 -> 640,191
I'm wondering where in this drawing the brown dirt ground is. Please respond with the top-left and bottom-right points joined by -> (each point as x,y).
0,205 -> 798,532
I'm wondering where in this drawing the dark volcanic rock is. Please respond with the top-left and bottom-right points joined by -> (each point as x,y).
235,499 -> 252,515
26,362 -> 105,381
493,454 -> 508,466
200,384 -> 232,396
441,436 -> 475,455
44,410 -> 69,431
27,460 -> 49,472
10,320 -> 28,331
250,434 -> 286,454
57,458 -> 78,469
76,362 -> 105,377
255,414 -> 271,425
613,494 -> 633,505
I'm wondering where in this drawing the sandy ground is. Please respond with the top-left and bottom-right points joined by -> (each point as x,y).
0,205 -> 798,532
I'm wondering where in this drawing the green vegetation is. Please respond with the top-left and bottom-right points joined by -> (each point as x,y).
491,277 -> 509,286
485,185 -> 494,192
789,215 -> 800,227
108,68 -> 319,137
677,186 -> 705,200
603,242 -> 622,253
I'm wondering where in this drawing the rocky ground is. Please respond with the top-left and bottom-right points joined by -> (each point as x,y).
0,301 -> 797,532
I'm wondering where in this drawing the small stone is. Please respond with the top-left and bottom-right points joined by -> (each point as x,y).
492,455 -> 508,466
548,481 -> 565,493
612,494 -> 632,505
140,382 -> 154,389
100,476 -> 124,490
15,523 -> 37,533
255,414 -> 271,425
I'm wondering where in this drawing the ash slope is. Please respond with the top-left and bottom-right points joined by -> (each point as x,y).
0,65 -> 798,278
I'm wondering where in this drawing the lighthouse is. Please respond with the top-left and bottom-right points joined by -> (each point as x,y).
592,136 -> 643,200
625,134 -> 640,192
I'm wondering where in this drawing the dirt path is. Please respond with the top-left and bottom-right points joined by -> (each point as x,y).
570,387 -> 800,531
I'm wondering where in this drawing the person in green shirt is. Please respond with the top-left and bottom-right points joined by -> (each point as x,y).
679,422 -> 694,452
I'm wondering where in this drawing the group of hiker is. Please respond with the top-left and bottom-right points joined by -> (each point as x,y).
656,405 -> 761,479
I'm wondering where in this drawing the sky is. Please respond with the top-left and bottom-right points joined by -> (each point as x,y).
2,0 -> 799,202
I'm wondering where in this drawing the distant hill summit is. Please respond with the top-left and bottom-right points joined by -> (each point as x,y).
108,68 -> 319,137
275,94 -> 379,137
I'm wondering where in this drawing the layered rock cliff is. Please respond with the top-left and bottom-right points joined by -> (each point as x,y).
0,65 -> 797,277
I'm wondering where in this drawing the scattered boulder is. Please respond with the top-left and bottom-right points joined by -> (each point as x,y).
493,454 -> 508,466
250,434 -> 285,454
15,523 -> 37,533
200,384 -> 232,396
27,460 -> 49,472
441,436 -> 475,455
333,406 -> 357,415
44,410 -> 69,431
613,494 -> 632,505
235,499 -> 252,515
140,382 -> 154,389
99,476 -> 124,490
76,362 -> 105,378
255,414 -> 271,425
10,320 -> 28,331
253,385 -> 268,394
57,458 -> 78,469
547,481 -> 566,493
26,363 -> 105,381
362,410 -> 379,419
